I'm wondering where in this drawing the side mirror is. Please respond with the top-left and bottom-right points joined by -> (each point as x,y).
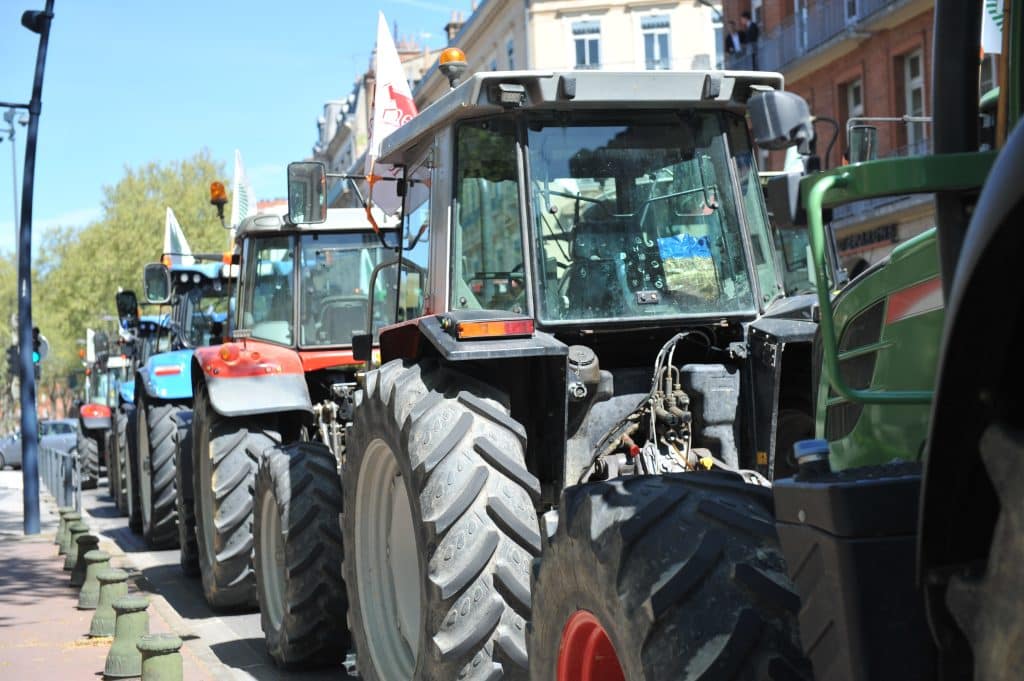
116,290 -> 139,328
749,90 -> 815,154
287,161 -> 327,224
142,263 -> 171,305
352,333 -> 373,362
848,125 -> 878,164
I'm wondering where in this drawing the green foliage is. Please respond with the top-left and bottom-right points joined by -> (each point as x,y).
32,150 -> 229,380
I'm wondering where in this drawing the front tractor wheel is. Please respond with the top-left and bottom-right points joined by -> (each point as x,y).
343,359 -> 541,681
125,406 -> 142,532
137,398 -> 183,549
79,429 -> 100,490
529,474 -> 811,681
255,440 -> 349,667
192,383 -> 277,610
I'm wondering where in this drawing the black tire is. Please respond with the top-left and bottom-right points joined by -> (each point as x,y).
946,421 -> 1024,681
175,412 -> 199,577
138,397 -> 182,549
107,424 -> 122,507
192,383 -> 276,610
529,474 -> 811,681
255,441 -> 349,667
344,359 -> 541,681
114,408 -> 130,512
125,406 -> 142,532
79,429 -> 100,490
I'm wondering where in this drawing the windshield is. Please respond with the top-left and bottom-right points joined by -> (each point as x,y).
528,112 -> 762,322
773,227 -> 816,295
42,421 -> 74,435
88,371 -> 116,406
181,282 -> 230,347
298,232 -> 395,346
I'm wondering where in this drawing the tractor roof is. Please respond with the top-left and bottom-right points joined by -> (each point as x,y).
168,261 -> 231,281
235,208 -> 400,239
381,70 -> 784,166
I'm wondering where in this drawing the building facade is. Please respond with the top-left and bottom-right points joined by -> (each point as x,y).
724,0 -> 942,276
415,0 -> 724,108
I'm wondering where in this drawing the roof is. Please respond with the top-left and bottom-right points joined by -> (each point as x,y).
235,208 -> 401,239
168,261 -> 231,281
384,70 -> 785,166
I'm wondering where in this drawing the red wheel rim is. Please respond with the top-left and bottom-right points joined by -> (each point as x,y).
557,610 -> 626,681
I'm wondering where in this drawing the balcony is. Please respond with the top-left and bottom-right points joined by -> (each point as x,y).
726,0 -> 917,74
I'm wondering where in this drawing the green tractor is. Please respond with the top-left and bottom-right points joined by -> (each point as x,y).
747,2 -> 1022,679
287,65 -> 822,678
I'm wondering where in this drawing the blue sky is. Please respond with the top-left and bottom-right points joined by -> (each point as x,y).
0,0 -> 472,255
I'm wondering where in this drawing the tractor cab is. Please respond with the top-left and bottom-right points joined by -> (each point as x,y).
230,208 -> 403,357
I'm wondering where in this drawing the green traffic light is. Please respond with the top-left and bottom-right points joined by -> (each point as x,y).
32,351 -> 40,363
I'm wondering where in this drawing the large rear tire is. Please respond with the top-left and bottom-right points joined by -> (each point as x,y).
138,397 -> 182,549
113,408 -> 130,513
255,440 -> 349,667
125,406 -> 142,532
192,383 -> 275,610
529,474 -> 810,681
175,412 -> 199,577
344,359 -> 540,681
79,429 -> 100,490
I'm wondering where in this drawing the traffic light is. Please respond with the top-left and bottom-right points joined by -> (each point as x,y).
31,326 -> 41,364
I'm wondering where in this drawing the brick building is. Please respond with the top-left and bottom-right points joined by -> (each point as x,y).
723,0 -> 952,275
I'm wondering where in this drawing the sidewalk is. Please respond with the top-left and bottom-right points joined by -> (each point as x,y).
0,470 -> 214,679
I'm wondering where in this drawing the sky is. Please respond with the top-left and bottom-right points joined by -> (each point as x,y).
0,0 -> 473,256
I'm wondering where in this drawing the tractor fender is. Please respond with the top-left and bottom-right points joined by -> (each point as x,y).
139,349 -> 194,401
192,342 -> 312,418
79,403 -> 112,431
920,122 -> 1024,575
379,313 -> 568,364
118,379 -> 136,406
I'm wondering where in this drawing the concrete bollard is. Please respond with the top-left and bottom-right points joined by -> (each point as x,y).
69,534 -> 100,587
63,521 -> 90,571
57,510 -> 81,555
89,568 -> 129,637
105,595 -> 150,678
55,506 -> 73,545
138,633 -> 183,681
77,550 -> 110,610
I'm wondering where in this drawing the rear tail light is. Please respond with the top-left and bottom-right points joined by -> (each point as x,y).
455,319 -> 535,340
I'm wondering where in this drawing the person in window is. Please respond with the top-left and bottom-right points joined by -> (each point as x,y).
739,11 -> 760,69
725,20 -> 742,56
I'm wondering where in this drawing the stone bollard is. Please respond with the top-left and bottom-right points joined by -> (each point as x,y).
69,534 -> 100,587
55,506 -> 73,545
57,511 -> 81,555
63,521 -> 90,571
105,595 -> 150,678
138,633 -> 183,681
77,550 -> 110,610
89,568 -> 129,637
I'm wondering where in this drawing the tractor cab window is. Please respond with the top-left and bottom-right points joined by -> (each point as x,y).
243,236 -> 295,346
182,282 -> 230,348
298,231 -> 398,347
452,119 -> 526,313
527,111 -> 757,323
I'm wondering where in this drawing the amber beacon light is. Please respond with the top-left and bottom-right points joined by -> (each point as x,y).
439,47 -> 468,88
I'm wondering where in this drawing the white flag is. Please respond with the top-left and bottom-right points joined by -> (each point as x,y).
982,0 -> 1004,54
163,207 -> 194,266
364,11 -> 418,217
230,149 -> 257,236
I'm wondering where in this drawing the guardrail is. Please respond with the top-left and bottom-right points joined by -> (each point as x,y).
39,445 -> 81,512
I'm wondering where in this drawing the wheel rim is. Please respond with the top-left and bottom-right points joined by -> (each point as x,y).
259,486 -> 286,630
355,438 -> 422,680
558,610 -> 626,681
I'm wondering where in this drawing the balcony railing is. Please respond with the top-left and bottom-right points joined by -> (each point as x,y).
726,0 -> 907,72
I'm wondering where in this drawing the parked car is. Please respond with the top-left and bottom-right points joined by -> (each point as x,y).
0,431 -> 20,469
41,419 -> 78,455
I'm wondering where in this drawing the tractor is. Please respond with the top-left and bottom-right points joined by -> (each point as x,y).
745,2 -> 1023,679
279,63 -> 829,679
182,207 -> 409,641
76,329 -> 116,490
134,256 -> 233,551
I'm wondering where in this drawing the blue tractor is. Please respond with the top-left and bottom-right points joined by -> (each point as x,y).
133,258 -> 233,552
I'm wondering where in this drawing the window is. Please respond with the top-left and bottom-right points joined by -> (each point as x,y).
573,20 -> 601,69
642,15 -> 671,70
846,78 -> 864,118
751,0 -> 763,24
980,54 -> 998,94
507,39 -> 515,70
243,236 -> 295,345
452,119 -> 525,312
904,49 -> 926,153
845,0 -> 859,22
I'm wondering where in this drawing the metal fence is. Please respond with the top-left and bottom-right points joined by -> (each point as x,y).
39,445 -> 81,512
